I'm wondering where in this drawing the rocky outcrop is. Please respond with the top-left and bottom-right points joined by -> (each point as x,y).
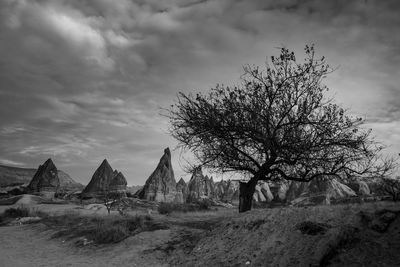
187,167 -> 215,202
347,180 -> 371,196
57,170 -> 84,192
287,177 -> 357,206
81,159 -> 115,198
269,182 -> 290,202
253,182 -> 274,202
175,178 -> 188,203
28,158 -> 60,194
215,180 -> 240,203
1,162 -> 82,196
109,172 -> 128,194
137,148 -> 178,202
0,165 -> 36,187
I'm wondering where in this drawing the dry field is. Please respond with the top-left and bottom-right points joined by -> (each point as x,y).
0,198 -> 399,267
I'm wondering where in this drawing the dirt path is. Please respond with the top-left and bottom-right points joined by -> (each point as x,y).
0,224 -> 171,267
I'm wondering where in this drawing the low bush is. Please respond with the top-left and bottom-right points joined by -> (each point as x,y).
295,221 -> 331,235
3,206 -> 30,218
0,206 -> 46,225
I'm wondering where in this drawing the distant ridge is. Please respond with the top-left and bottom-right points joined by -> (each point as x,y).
0,162 -> 83,191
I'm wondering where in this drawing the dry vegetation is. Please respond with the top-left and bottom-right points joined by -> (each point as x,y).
1,200 -> 400,266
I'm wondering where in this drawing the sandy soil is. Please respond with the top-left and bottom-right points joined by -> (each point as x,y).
0,201 -> 234,267
0,223 -> 170,267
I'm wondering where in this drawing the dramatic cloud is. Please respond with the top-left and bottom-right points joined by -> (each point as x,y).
0,0 -> 399,184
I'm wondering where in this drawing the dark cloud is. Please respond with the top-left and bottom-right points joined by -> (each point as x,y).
0,0 -> 399,184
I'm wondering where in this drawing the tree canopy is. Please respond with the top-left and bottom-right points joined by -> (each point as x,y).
167,45 -> 394,212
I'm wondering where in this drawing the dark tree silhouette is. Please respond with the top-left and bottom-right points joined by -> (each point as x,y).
167,45 -> 394,212
380,177 -> 400,201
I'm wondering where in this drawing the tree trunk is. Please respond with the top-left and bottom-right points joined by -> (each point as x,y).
239,179 -> 258,213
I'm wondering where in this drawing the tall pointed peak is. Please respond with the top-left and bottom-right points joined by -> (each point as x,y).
178,177 -> 186,185
41,158 -> 56,170
164,147 -> 171,157
110,171 -> 127,186
44,158 -> 54,165
98,159 -> 113,170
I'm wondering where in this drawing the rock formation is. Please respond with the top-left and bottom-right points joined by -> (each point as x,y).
253,182 -> 274,203
347,180 -> 371,196
57,170 -> 84,192
175,178 -> 188,203
187,167 -> 215,202
287,176 -> 357,206
109,171 -> 128,194
137,148 -> 178,202
269,181 -> 290,202
28,158 -> 60,194
253,184 -> 267,202
81,159 -> 115,198
0,165 -> 36,187
215,180 -> 240,203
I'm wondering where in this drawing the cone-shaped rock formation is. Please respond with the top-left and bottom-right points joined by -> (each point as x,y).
215,180 -> 239,204
187,167 -> 215,202
109,171 -> 128,194
82,159 -> 115,198
137,148 -> 178,202
175,178 -> 188,203
28,158 -> 60,193
287,176 -> 357,206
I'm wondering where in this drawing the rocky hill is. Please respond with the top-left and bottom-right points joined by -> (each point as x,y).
286,177 -> 357,206
0,165 -> 36,187
187,167 -> 215,202
28,158 -> 60,193
58,170 -> 84,191
136,148 -> 178,202
81,159 -> 127,198
0,161 -> 83,194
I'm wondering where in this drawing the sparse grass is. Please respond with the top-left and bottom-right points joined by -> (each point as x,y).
158,201 -> 212,215
0,205 -> 47,225
3,206 -> 30,218
42,212 -> 168,245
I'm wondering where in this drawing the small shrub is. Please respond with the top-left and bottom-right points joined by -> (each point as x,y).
3,206 -> 30,218
158,202 -> 176,215
93,222 -> 129,243
296,221 -> 331,235
195,199 -> 212,210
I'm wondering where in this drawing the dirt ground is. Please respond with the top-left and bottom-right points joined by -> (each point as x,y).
0,200 -> 400,267
0,201 -> 234,267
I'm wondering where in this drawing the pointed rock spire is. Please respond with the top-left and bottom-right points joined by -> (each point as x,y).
109,171 -> 128,194
137,147 -> 177,202
28,158 -> 60,193
175,178 -> 188,203
82,159 -> 114,198
187,167 -> 215,202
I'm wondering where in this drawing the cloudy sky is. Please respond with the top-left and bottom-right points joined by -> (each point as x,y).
0,0 -> 399,185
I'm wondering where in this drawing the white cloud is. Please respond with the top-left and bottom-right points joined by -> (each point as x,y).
1,0 -> 400,183
0,159 -> 24,167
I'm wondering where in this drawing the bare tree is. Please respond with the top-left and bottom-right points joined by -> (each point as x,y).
167,45 -> 395,212
101,190 -> 124,215
380,177 -> 400,201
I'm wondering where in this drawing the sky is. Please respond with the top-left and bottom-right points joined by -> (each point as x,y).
0,0 -> 400,185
